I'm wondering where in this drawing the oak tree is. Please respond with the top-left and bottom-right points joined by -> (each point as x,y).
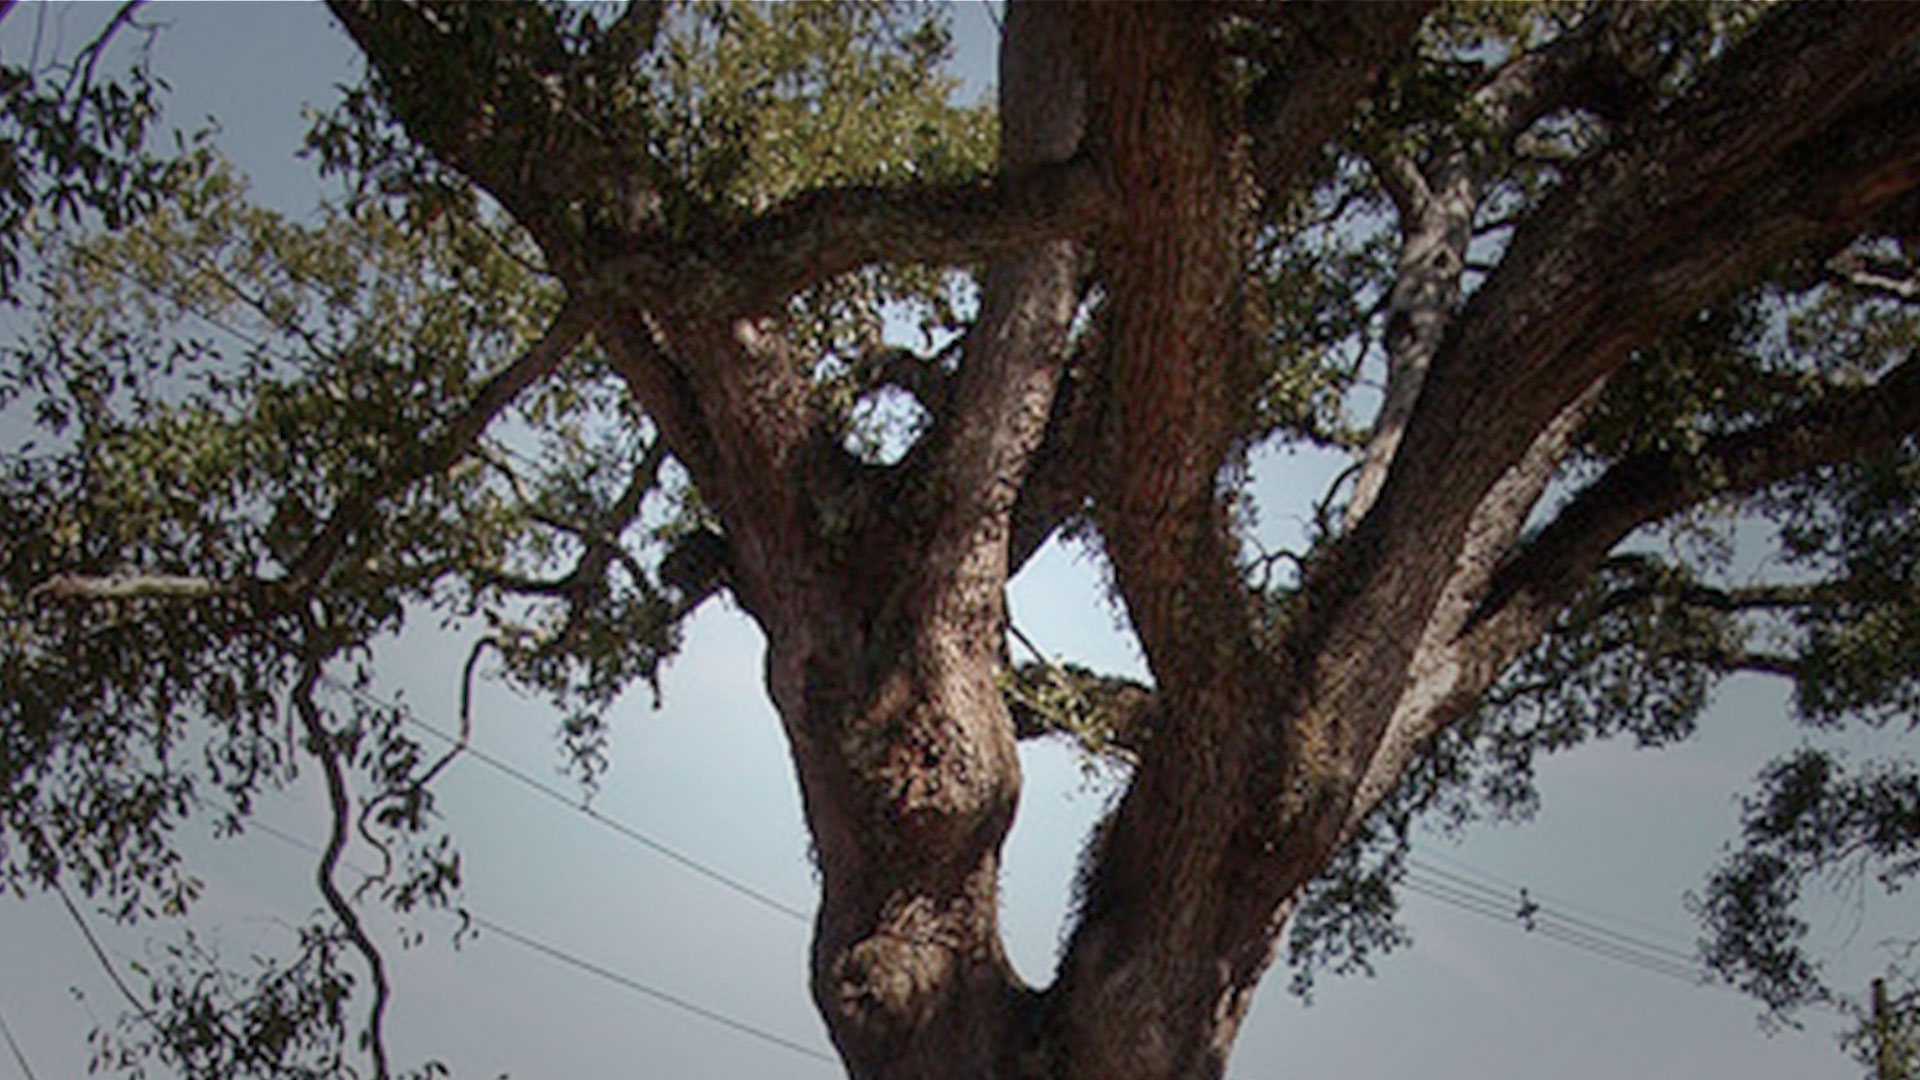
8,2 -> 1920,1078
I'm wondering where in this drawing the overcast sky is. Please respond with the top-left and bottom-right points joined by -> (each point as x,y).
0,5 -> 1906,1080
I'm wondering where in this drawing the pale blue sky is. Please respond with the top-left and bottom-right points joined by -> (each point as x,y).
0,5 -> 1902,1079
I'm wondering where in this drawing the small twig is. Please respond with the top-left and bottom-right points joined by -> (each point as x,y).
59,1 -> 146,116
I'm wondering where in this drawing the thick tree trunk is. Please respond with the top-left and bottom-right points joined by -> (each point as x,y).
327,4 -> 1920,1079
765,603 -> 1034,1080
746,6 -> 1086,1078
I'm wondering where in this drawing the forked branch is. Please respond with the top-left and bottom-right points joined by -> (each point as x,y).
1470,352 -> 1920,656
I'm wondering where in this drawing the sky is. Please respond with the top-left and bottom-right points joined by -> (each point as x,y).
0,4 -> 1908,1080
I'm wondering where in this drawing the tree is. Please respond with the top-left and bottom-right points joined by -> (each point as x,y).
6,2 -> 1920,1078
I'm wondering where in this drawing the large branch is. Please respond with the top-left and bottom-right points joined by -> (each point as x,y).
885,0 -> 1086,640
325,1 -> 610,264
1256,0 -> 1920,905
1245,1 -> 1435,204
1414,2 -> 1920,448
674,157 -> 1108,317
1471,352 -> 1920,654
1332,3 -> 1920,703
1345,5 -> 1653,525
1050,10 -> 1303,1077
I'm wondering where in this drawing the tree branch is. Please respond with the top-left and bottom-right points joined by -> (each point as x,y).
679,156 -> 1109,316
292,644 -> 392,1080
279,298 -> 593,593
1828,249 -> 1920,303
1331,6 -> 1920,742
1471,351 -> 1920,661
31,299 -> 594,612
324,1 -> 623,266
474,436 -> 667,604
1345,4 -> 1653,527
1245,2 -> 1436,205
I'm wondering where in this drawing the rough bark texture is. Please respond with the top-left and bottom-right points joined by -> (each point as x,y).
320,2 -> 1920,1078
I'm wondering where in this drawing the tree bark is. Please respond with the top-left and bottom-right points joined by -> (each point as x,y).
753,5 -> 1087,1077
323,4 -> 1920,1080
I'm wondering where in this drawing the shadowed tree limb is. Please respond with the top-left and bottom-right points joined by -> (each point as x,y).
1469,351 -> 1920,658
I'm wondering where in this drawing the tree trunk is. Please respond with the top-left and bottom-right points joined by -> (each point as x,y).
747,6 -> 1087,1077
323,3 -> 1920,1078
765,598 -> 1034,1080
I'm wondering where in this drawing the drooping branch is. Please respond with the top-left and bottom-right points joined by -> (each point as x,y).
292,643 -> 393,1080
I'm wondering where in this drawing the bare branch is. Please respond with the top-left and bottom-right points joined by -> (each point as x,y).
29,572 -> 237,603
292,646 -> 392,1080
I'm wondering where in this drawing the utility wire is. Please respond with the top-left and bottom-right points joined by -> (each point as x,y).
1405,873 -> 1703,983
469,915 -> 837,1065
51,880 -> 160,1028
321,676 -> 812,924
1417,847 -> 1698,947
1408,858 -> 1700,966
0,1001 -> 39,1080
244,817 -> 838,1068
1400,870 -> 1715,988
318,662 -> 1735,1001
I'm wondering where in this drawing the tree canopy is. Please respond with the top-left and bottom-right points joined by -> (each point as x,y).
4,2 -> 1920,1079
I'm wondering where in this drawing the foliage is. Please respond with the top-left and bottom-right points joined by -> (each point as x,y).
0,2 -> 179,300
4,1 -> 1920,1077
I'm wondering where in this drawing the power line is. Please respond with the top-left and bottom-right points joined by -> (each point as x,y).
0,1001 -> 40,1080
245,817 -> 838,1068
1399,866 -> 1716,989
1417,847 -> 1698,947
318,668 -> 1726,999
1405,873 -> 1705,985
321,676 -> 812,924
1408,858 -> 1699,966
470,915 -> 837,1065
